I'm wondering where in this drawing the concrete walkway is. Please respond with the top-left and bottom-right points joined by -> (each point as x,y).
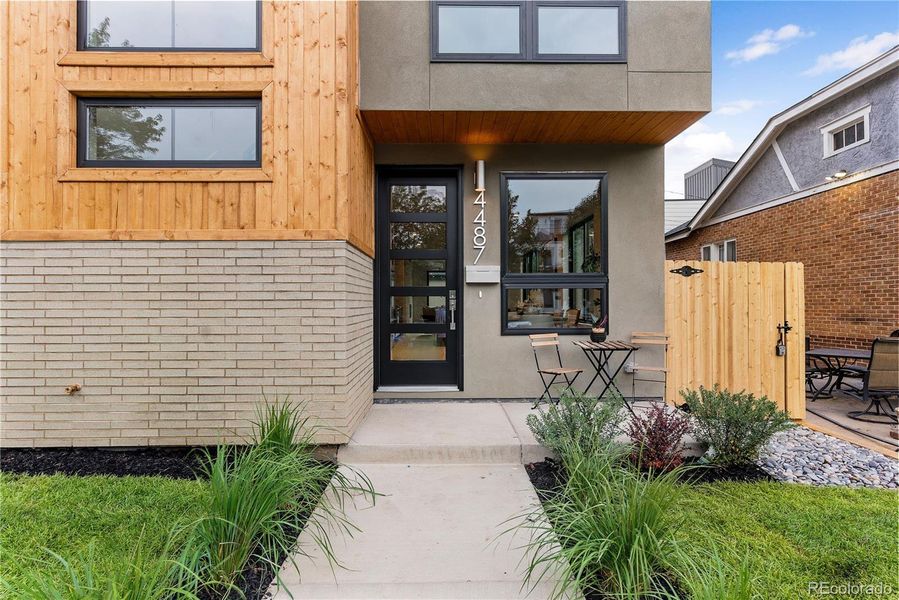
270,402 -> 563,599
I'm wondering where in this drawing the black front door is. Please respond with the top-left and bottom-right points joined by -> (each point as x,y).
376,167 -> 461,387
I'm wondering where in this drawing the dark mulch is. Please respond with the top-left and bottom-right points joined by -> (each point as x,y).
2,446 -> 334,600
0,446 -> 219,479
199,462 -> 334,600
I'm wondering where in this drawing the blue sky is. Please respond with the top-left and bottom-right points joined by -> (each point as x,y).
664,0 -> 899,197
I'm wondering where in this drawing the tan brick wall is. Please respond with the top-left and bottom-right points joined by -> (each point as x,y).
667,171 -> 899,350
0,241 -> 374,447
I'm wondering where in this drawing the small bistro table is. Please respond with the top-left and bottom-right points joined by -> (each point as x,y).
806,347 -> 871,402
573,339 -> 639,414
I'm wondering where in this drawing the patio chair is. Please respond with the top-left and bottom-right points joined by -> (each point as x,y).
845,337 -> 899,424
529,333 -> 583,407
805,336 -> 830,400
630,332 -> 668,401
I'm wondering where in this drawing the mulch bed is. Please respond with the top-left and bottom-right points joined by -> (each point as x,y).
525,455 -> 774,599
2,446 -> 332,600
0,446 -> 217,479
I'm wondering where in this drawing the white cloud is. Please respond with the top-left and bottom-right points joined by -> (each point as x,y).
716,99 -> 763,116
665,122 -> 741,198
726,24 -> 813,63
803,32 -> 899,76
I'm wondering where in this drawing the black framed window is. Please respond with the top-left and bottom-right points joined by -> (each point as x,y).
431,0 -> 626,63
501,172 -> 609,334
77,98 -> 262,168
77,0 -> 261,51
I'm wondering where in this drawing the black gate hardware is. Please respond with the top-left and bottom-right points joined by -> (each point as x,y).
669,265 -> 704,278
775,321 -> 792,356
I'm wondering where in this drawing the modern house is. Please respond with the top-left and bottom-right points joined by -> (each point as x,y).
667,48 -> 898,350
0,0 -> 711,446
663,158 -> 734,231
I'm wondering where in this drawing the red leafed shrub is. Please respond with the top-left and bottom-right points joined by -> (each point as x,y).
627,403 -> 691,471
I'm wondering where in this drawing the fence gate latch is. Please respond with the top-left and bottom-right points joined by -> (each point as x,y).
775,321 -> 792,356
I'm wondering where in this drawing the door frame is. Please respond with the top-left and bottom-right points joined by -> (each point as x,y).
373,164 -> 465,390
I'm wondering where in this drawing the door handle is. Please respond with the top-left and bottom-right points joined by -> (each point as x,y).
449,290 -> 457,331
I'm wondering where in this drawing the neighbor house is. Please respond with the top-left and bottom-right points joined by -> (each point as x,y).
0,0 -> 710,446
667,47 -> 898,350
663,158 -> 734,232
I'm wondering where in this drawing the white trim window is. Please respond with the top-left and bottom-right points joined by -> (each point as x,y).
821,105 -> 871,158
701,239 -> 736,262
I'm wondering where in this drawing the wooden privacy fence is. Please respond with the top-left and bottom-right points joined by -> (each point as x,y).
665,260 -> 806,419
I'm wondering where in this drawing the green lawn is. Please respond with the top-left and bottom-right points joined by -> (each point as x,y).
0,473 -> 209,597
676,481 -> 899,599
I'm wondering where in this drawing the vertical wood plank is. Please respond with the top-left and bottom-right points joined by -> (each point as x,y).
286,0 -> 304,229
270,0 -> 289,229
302,0 -> 321,230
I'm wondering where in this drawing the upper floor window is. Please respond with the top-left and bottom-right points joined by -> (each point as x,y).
78,0 -> 261,51
431,1 -> 626,63
821,105 -> 870,158
701,240 -> 736,262
501,173 -> 608,334
77,98 -> 261,168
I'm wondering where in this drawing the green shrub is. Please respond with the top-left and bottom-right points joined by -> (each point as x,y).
526,389 -> 626,458
189,401 -> 376,594
514,441 -> 688,600
680,385 -> 793,467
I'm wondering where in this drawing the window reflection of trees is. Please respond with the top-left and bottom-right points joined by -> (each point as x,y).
507,182 -> 601,274
390,186 -> 447,213
87,17 -> 133,48
88,107 -> 166,161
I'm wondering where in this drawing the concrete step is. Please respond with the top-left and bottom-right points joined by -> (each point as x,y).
338,402 -> 552,465
338,401 -> 701,465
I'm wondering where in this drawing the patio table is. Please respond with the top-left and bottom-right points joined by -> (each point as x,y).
806,347 -> 871,401
573,339 -> 638,415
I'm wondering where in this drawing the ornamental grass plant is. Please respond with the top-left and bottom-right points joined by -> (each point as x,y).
514,438 -> 690,600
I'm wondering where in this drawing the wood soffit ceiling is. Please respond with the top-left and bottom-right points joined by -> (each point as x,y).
360,111 -> 705,145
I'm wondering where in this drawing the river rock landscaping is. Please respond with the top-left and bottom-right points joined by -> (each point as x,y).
759,426 -> 898,488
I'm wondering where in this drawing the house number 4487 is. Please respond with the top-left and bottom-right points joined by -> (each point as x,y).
473,190 -> 486,264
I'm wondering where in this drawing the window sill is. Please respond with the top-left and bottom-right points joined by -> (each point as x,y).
58,168 -> 271,183
58,51 -> 273,68
61,80 -> 271,97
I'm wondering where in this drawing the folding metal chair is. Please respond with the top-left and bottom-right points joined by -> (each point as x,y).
529,333 -> 583,407
630,332 -> 669,402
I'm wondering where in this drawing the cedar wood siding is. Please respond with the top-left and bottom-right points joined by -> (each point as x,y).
0,1 -> 375,256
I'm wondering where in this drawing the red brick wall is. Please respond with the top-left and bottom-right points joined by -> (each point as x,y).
666,171 -> 899,350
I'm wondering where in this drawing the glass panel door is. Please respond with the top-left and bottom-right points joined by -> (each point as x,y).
376,170 -> 460,387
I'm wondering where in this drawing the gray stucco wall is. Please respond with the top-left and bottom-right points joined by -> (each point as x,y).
359,0 -> 711,113
373,144 -> 666,400
716,147 -> 794,217
715,70 -> 898,218
778,71 -> 899,189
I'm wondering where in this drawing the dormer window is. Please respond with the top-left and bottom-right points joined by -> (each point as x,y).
821,105 -> 870,158
431,0 -> 626,63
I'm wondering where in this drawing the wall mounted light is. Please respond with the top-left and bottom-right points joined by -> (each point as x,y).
474,160 -> 486,192
825,169 -> 849,182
